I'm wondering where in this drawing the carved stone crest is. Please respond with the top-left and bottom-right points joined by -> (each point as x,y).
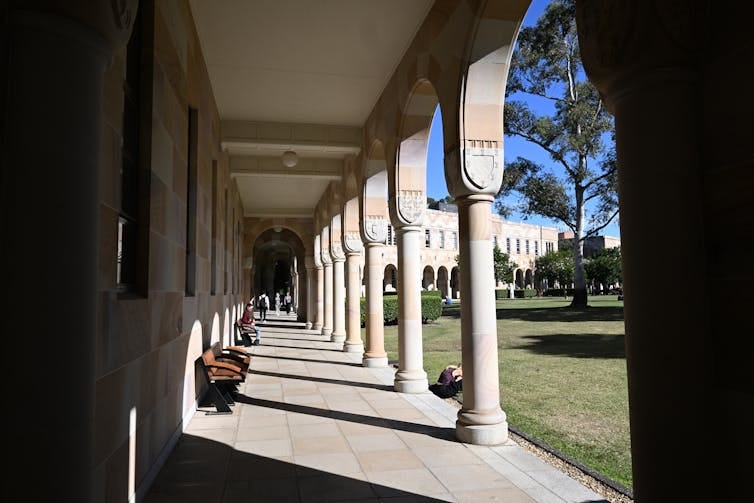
397,190 -> 425,224
330,243 -> 345,261
363,217 -> 387,243
343,233 -> 363,254
463,148 -> 498,191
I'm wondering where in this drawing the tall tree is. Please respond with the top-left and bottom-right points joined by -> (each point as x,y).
496,0 -> 618,307
584,246 -> 622,292
492,243 -> 517,285
534,248 -> 574,294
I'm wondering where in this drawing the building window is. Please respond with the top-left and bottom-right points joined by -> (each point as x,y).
425,229 -> 431,248
546,241 -> 554,253
506,237 -> 511,254
525,240 -> 530,255
534,241 -> 539,256
224,188 -> 229,293
516,238 -> 520,254
387,224 -> 396,246
185,107 -> 198,296
117,5 -> 151,296
210,161 -> 217,295
494,236 -> 498,249
439,230 -> 445,249
452,231 -> 458,250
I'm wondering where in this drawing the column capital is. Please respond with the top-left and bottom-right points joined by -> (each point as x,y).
305,255 -> 315,270
361,216 -> 387,244
390,190 -> 425,227
342,232 -> 363,254
11,0 -> 139,57
330,243 -> 346,263
576,0 -> 707,109
454,193 -> 494,207
320,250 -> 332,266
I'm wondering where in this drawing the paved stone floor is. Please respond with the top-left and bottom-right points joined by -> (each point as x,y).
144,315 -> 607,503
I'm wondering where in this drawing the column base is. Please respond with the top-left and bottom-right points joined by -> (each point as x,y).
362,356 -> 388,368
313,323 -> 323,331
455,420 -> 509,446
321,327 -> 332,336
305,322 -> 312,329
394,370 -> 428,393
330,331 -> 345,343
343,342 -> 364,353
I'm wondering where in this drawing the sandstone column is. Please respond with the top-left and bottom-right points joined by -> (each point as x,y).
304,256 -> 315,329
360,211 -> 389,368
343,234 -> 365,353
454,195 -> 507,445
330,245 -> 347,344
393,224 -> 428,393
4,3 -> 135,501
320,231 -> 333,337
313,235 -> 324,331
576,2 -> 717,499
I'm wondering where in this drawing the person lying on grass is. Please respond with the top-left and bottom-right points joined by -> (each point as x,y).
429,364 -> 462,399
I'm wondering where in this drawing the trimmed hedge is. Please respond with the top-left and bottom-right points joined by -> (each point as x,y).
543,288 -> 575,297
360,290 -> 443,326
495,288 -> 538,299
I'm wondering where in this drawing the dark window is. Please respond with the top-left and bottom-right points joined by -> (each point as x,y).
211,161 -> 218,295
185,107 -> 198,295
118,5 -> 151,296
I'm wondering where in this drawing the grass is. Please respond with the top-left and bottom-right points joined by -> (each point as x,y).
370,295 -> 632,489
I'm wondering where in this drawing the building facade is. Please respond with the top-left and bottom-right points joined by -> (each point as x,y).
4,1 -> 750,502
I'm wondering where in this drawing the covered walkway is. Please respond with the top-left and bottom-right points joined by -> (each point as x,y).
144,316 -> 605,503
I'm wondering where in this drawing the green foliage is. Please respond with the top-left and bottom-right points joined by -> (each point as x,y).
493,243 -> 517,284
535,249 -> 574,288
585,246 -> 622,287
496,0 -> 618,307
360,290 -> 443,325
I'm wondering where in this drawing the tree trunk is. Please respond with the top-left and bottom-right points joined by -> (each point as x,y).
570,183 -> 588,308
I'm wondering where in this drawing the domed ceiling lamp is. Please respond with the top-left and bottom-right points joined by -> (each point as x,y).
282,150 -> 298,168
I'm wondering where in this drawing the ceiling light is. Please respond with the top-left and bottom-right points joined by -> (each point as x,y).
282,150 -> 298,168
273,226 -> 282,233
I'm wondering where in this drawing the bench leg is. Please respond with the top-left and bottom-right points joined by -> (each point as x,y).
204,382 -> 233,415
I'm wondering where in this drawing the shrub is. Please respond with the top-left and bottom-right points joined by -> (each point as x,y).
359,290 -> 443,325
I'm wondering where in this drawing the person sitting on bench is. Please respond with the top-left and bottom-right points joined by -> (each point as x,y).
238,302 -> 261,346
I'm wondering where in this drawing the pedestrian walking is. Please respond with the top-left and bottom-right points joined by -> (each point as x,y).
258,292 -> 269,322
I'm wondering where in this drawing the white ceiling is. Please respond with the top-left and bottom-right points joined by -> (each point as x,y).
188,0 -> 434,219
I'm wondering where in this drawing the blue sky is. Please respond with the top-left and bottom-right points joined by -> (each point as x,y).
425,0 -> 620,238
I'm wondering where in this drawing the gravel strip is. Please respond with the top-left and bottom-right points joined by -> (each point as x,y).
443,397 -> 633,503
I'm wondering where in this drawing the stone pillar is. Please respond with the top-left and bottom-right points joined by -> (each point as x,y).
315,263 -> 324,331
3,4 -> 135,502
313,236 -> 324,331
321,245 -> 333,337
362,242 -> 387,366
393,226 -> 428,393
576,2 -> 726,499
304,256 -> 315,329
330,246 -> 346,344
343,232 -> 364,353
455,195 -> 508,445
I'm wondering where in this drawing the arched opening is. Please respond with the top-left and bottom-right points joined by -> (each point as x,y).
422,265 -> 435,290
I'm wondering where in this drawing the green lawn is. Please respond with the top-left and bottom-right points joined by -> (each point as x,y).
371,295 -> 632,489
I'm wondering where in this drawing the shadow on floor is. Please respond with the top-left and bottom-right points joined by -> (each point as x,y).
233,394 -> 457,441
143,433 -> 452,503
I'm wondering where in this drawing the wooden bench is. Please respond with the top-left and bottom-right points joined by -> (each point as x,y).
235,320 -> 259,347
199,346 -> 246,414
211,341 -> 250,374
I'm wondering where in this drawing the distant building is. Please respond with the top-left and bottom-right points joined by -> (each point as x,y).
378,207 -> 561,296
558,232 -> 621,258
